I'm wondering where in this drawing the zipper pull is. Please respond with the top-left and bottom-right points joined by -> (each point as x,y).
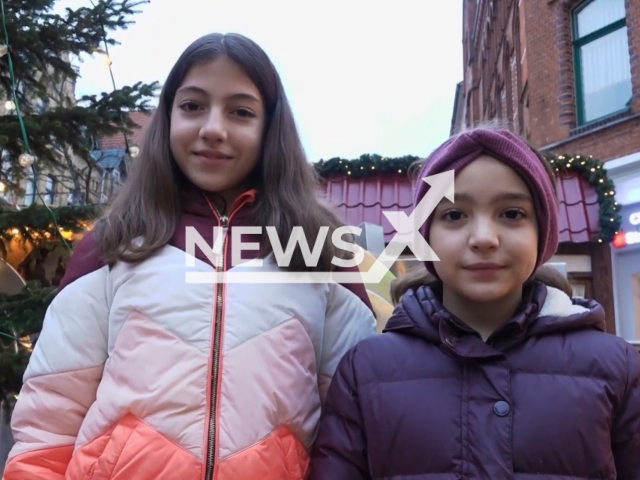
220,214 -> 228,227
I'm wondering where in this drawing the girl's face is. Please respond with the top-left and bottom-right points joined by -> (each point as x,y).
429,155 -> 539,305
170,56 -> 266,206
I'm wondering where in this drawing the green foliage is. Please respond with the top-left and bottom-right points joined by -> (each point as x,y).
0,202 -> 100,255
0,0 -> 156,401
0,281 -> 56,399
314,153 -> 421,179
0,0 -> 159,190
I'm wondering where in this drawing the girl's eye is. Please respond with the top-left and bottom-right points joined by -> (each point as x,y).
232,107 -> 255,118
179,101 -> 202,112
441,210 -> 465,221
503,209 -> 526,220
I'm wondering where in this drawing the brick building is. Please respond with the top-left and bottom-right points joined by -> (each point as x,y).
452,0 -> 640,344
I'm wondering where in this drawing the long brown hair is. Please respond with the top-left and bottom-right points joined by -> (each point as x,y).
92,33 -> 349,271
391,120 -> 568,304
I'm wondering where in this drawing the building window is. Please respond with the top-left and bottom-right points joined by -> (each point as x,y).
44,175 -> 56,204
23,174 -> 36,206
572,0 -> 632,125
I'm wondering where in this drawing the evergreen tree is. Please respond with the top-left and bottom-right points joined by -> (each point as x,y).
0,0 -> 158,204
0,0 -> 158,405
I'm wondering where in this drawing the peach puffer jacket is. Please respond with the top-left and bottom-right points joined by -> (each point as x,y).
3,188 -> 377,480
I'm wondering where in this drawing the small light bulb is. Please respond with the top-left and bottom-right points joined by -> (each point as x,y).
19,153 -> 34,168
0,45 -> 7,58
128,146 -> 140,158
100,53 -> 112,67
5,100 -> 15,111
0,181 -> 5,193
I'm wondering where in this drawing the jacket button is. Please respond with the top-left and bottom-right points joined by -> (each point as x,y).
493,400 -> 510,417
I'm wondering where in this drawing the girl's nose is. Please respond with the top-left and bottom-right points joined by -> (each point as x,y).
199,110 -> 227,143
468,218 -> 500,251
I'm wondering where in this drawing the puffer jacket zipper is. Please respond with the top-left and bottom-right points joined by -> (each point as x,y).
202,193 -> 251,480
205,210 -> 227,480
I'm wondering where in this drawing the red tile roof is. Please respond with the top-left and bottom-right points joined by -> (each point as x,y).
323,172 -> 415,244
555,171 -> 600,243
99,111 -> 154,149
322,172 -> 601,244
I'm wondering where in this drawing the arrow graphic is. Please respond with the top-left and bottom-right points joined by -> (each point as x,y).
356,170 -> 455,284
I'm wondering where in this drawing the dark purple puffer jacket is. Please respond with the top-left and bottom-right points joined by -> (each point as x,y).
308,281 -> 640,480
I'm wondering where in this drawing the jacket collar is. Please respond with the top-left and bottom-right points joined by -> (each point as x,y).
179,182 -> 257,225
384,281 -> 605,358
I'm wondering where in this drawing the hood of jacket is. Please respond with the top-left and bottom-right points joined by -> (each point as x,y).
384,281 -> 605,356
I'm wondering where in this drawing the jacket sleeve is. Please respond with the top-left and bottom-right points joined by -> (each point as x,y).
308,346 -> 370,480
3,238 -> 109,480
612,344 -> 640,479
317,272 -> 376,404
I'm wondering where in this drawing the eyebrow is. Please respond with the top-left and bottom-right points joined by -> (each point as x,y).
452,192 -> 534,203
175,85 -> 261,104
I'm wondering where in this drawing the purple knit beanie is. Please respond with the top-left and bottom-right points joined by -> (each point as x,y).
413,128 -> 559,278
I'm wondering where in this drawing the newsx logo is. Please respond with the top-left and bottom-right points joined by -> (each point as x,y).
184,171 -> 455,284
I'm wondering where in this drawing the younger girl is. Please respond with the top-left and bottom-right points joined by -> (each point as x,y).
4,33 -> 376,480
309,127 -> 640,479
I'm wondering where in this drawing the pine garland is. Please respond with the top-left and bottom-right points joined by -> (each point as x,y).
314,152 -> 622,243
314,153 -> 421,178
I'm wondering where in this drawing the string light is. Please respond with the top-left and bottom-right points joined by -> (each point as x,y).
88,0 -> 136,159
0,180 -> 5,193
4,100 -> 14,110
1,0 -> 71,250
0,43 -> 6,57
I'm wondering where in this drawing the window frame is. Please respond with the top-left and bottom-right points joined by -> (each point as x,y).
44,174 -> 56,205
23,174 -> 36,206
572,0 -> 630,126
